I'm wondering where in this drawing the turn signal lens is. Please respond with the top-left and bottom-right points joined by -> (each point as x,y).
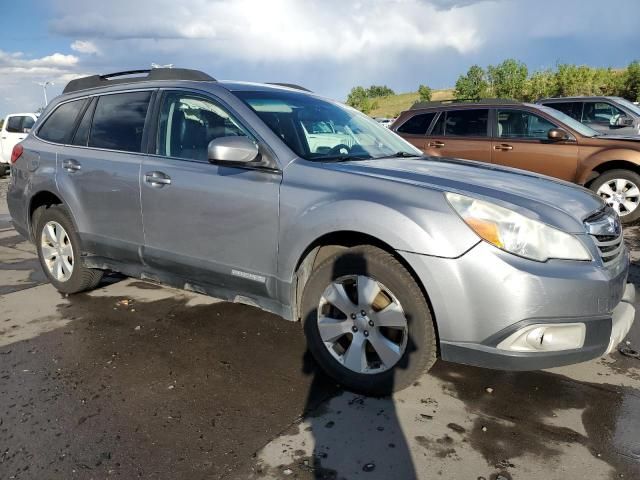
10,144 -> 23,164
465,218 -> 504,248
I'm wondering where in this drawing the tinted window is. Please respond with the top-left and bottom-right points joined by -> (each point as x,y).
157,92 -> 248,161
431,112 -> 445,136
544,102 -> 582,121
582,102 -> 625,125
444,109 -> 488,137
22,116 -> 35,131
396,112 -> 436,135
38,100 -> 86,144
6,116 -> 23,133
72,99 -> 95,147
496,109 -> 556,139
89,92 -> 151,152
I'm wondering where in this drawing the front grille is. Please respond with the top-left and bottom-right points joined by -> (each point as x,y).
591,233 -> 624,264
584,208 -> 624,265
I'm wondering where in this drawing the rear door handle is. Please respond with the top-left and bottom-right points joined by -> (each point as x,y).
144,171 -> 172,187
494,144 -> 513,151
427,141 -> 445,148
62,158 -> 81,172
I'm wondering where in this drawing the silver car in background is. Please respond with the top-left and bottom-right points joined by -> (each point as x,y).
7,68 -> 635,394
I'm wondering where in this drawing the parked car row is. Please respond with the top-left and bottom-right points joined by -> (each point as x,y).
392,100 -> 640,222
5,68 -> 635,394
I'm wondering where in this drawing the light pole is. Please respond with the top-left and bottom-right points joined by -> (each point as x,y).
37,81 -> 54,106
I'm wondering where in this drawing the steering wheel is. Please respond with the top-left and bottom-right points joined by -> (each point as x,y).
328,144 -> 351,155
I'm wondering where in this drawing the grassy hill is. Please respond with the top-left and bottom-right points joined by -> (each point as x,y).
369,88 -> 455,118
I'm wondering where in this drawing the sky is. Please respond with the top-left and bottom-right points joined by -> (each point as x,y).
1,0 -> 639,116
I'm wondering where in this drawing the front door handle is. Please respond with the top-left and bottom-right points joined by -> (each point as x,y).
494,144 -> 513,151
62,158 -> 81,172
427,141 -> 445,148
144,171 -> 172,188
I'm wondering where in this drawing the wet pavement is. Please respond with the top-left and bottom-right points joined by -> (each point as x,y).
0,176 -> 639,480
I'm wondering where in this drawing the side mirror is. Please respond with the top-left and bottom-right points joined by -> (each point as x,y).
547,128 -> 568,141
207,137 -> 259,165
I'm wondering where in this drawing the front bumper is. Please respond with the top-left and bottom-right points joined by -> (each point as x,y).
400,241 -> 635,371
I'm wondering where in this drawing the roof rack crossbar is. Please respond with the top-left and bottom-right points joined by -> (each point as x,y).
63,68 -> 216,94
266,82 -> 312,92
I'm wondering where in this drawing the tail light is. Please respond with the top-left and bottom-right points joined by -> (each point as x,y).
10,144 -> 23,164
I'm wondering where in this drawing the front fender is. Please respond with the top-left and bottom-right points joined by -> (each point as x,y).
278,197 -> 479,285
577,148 -> 640,184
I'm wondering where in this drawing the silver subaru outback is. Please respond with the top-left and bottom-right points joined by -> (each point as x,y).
6,68 -> 635,394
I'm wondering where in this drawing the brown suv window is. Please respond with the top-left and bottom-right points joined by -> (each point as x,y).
396,112 -> 436,135
496,109 -> 556,140
440,109 -> 489,137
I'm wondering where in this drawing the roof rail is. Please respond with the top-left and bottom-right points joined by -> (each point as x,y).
410,98 -> 519,110
266,82 -> 312,92
63,68 -> 216,94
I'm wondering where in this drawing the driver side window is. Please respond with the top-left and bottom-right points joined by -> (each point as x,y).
156,92 -> 249,161
496,109 -> 556,140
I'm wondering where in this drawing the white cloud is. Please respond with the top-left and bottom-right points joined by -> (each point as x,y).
70,40 -> 99,55
51,0 -> 486,61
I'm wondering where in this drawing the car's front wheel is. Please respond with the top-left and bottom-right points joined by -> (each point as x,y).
35,205 -> 103,294
302,245 -> 437,395
591,169 -> 640,223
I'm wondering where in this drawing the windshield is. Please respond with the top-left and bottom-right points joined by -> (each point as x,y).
234,90 -> 422,161
538,105 -> 600,137
615,97 -> 640,116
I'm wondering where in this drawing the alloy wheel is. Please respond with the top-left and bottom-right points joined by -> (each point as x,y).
40,221 -> 74,282
317,275 -> 408,374
597,178 -> 640,216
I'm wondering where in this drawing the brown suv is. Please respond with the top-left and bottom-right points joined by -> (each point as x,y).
392,101 -> 640,222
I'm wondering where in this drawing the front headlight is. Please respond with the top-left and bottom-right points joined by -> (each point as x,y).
446,193 -> 591,262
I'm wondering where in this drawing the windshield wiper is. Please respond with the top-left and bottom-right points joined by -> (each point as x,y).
384,151 -> 423,158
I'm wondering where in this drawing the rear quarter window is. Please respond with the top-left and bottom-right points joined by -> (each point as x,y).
396,112 -> 436,135
37,99 -> 87,144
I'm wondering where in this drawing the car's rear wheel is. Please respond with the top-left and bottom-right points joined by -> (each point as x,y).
591,169 -> 640,223
35,205 -> 103,293
301,245 -> 437,395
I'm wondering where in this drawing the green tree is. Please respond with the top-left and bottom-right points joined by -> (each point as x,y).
346,86 -> 378,114
623,61 -> 640,101
487,58 -> 528,100
417,84 -> 432,102
365,85 -> 395,98
523,69 -> 557,101
454,65 -> 489,101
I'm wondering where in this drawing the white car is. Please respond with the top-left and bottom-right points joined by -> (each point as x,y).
374,117 -> 394,128
1,113 -> 37,176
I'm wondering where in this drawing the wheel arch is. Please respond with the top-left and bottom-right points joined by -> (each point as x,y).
580,154 -> 640,187
28,190 -> 64,241
291,230 -> 441,350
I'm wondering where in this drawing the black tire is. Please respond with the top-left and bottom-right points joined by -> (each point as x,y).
35,205 -> 103,294
302,245 -> 437,396
590,169 -> 640,224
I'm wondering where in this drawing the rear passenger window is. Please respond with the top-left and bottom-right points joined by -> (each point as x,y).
89,92 -> 152,152
396,112 -> 436,135
545,102 -> 582,121
37,99 -> 86,144
444,109 -> 488,137
6,116 -> 23,133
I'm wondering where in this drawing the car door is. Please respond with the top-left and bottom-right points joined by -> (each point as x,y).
582,101 -> 635,135
423,109 -> 492,163
140,90 -> 280,299
1,115 -> 35,162
491,108 -> 579,181
53,91 -> 151,264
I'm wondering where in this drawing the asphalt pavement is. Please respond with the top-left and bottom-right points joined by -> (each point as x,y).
0,176 -> 638,480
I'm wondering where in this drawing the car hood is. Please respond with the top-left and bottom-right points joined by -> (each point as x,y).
325,156 -> 604,233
